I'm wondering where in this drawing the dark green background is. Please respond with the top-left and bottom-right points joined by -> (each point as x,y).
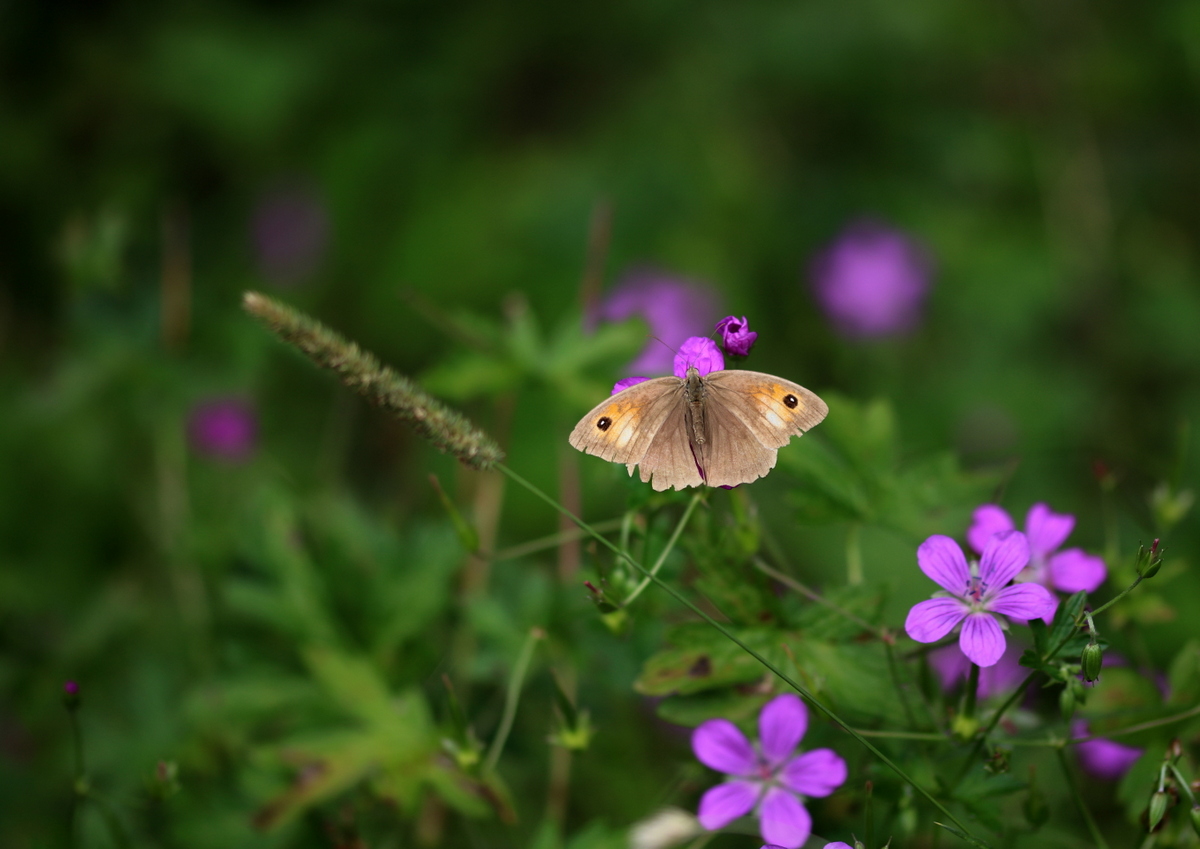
2,1 -> 1198,847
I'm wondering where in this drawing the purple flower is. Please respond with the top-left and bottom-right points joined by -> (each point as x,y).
675,337 -> 724,378
904,531 -> 1058,667
188,398 -> 258,462
808,220 -> 932,338
595,270 -> 720,375
1071,720 -> 1143,780
63,681 -> 79,696
968,503 -> 1106,597
692,693 -> 847,849
251,184 -> 330,286
929,640 -> 1026,699
612,376 -> 650,395
716,316 -> 758,357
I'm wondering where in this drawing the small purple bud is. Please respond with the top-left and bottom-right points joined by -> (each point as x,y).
714,316 -> 757,357
63,680 -> 81,710
188,398 -> 258,462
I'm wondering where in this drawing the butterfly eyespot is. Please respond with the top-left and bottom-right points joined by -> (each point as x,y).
783,394 -> 799,409
596,416 -> 612,431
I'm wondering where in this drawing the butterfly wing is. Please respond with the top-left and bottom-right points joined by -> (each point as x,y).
702,370 -> 828,448
569,377 -> 703,491
694,370 -> 828,487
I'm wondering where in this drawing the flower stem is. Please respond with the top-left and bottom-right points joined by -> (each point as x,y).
962,664 -> 981,721
496,463 -> 987,846
484,627 -> 545,773
1056,746 -> 1111,849
1087,574 -> 1143,618
621,492 -> 703,608
846,522 -> 863,585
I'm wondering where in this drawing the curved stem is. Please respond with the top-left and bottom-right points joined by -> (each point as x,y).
622,493 -> 703,608
484,627 -> 544,773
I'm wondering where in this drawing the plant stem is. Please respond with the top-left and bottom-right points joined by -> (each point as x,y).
1087,574 -> 1143,618
497,464 -> 987,846
621,493 -> 703,608
1056,747 -> 1111,849
962,664 -> 981,721
484,627 -> 545,773
846,523 -> 863,585
752,557 -> 887,639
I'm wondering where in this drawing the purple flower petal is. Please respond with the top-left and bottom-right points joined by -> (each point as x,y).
959,613 -> 1005,667
758,694 -> 807,765
822,844 -> 855,849
966,504 -> 1015,554
990,583 -> 1058,622
612,376 -> 650,395
597,270 -> 721,375
758,787 -> 812,849
930,641 -> 1026,699
780,748 -> 847,797
674,337 -> 724,378
715,315 -> 758,357
692,719 -> 757,776
808,220 -> 932,339
916,535 -> 971,594
1024,503 -> 1074,558
1071,722 -> 1144,781
905,597 -> 969,643
978,530 -> 1030,588
1048,549 -> 1107,593
697,780 -> 760,829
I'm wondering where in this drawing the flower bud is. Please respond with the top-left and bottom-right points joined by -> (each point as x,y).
1059,684 -> 1077,720
1081,642 -> 1104,683
1024,785 -> 1050,828
1137,539 -> 1164,579
1148,790 -> 1170,831
63,680 -> 81,711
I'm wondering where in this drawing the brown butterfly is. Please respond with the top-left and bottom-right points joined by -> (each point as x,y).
569,367 -> 828,491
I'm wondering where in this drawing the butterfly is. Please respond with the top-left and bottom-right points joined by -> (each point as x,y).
569,366 -> 828,491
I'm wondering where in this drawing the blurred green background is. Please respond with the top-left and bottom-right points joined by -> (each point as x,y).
2,1 -> 1199,847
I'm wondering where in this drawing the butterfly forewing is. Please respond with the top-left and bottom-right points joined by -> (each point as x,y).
568,377 -> 683,466
702,371 -> 828,449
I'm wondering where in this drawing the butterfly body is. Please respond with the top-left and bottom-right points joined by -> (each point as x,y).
569,367 -> 827,491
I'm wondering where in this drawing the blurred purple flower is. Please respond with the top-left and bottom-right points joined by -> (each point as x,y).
612,376 -> 650,395
808,220 -> 932,338
968,504 -> 1106,602
251,184 -> 330,286
929,640 -> 1026,699
1071,720 -> 1143,780
63,681 -> 79,696
596,270 -> 720,375
716,316 -> 758,357
692,693 -> 847,849
905,531 -> 1057,667
675,337 -> 724,378
188,398 -> 258,462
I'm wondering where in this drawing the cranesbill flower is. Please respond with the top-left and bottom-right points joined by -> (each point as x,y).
905,531 -> 1057,667
675,337 -> 724,378
929,640 -> 1026,699
596,270 -> 720,375
716,316 -> 757,357
1071,720 -> 1143,780
808,220 -> 932,338
612,376 -> 650,395
188,398 -> 258,462
968,503 -> 1106,595
692,693 -> 846,849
